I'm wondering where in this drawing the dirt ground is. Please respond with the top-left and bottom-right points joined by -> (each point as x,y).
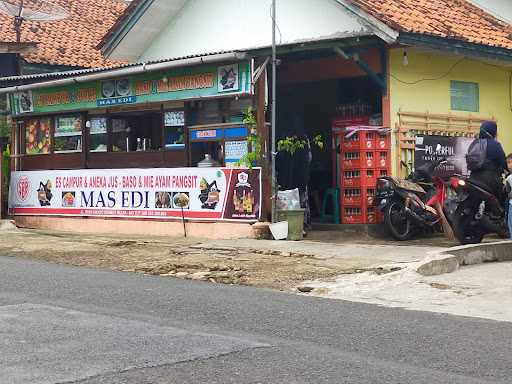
0,228 -> 432,291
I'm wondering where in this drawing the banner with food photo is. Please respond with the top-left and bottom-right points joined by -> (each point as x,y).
9,168 -> 262,222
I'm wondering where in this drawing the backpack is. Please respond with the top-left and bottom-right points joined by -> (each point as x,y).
466,139 -> 488,171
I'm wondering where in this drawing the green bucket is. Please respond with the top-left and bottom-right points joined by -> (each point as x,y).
277,209 -> 305,241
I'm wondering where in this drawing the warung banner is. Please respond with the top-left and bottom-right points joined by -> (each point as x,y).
9,168 -> 262,222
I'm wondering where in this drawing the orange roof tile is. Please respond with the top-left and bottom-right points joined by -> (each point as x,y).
348,0 -> 512,49
0,0 -> 128,68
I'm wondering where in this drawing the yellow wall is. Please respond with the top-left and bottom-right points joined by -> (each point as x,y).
389,48 -> 512,174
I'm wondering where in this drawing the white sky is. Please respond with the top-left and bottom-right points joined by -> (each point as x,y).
469,0 -> 512,23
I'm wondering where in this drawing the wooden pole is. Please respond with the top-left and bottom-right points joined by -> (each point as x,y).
181,206 -> 187,237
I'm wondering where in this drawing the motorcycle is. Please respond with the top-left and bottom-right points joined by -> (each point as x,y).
443,174 -> 509,244
375,159 -> 448,241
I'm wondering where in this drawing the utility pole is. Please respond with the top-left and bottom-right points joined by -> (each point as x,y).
271,0 -> 277,223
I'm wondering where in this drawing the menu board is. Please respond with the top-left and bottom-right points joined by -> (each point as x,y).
225,140 -> 248,167
25,118 -> 51,155
164,111 -> 185,126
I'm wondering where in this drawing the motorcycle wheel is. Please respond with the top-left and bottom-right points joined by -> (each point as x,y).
384,201 -> 413,241
451,206 -> 484,245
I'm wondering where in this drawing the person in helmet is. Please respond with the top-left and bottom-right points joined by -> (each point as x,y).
469,121 -> 507,198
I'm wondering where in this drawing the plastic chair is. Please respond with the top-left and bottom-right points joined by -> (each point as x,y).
320,188 -> 340,224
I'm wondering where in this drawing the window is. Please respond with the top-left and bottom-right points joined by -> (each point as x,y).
110,113 -> 162,152
111,118 -> 128,152
451,81 -> 479,112
25,118 -> 51,155
54,116 -> 82,153
89,117 -> 107,152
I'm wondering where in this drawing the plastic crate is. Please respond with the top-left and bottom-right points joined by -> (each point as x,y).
342,169 -> 361,188
341,131 -> 376,151
365,187 -> 377,206
342,151 -> 378,169
375,134 -> 391,150
342,188 -> 362,206
375,150 -> 391,169
342,205 -> 365,224
366,204 -> 384,224
375,168 -> 390,178
342,187 -> 377,206
362,168 -> 378,187
341,169 -> 378,189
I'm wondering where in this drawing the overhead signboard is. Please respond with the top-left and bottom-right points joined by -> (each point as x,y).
9,61 -> 252,116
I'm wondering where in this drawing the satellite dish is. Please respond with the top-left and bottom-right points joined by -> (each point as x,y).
0,0 -> 70,42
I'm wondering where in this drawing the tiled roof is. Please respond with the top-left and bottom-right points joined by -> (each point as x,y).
0,0 -> 128,68
348,0 -> 512,49
97,0 -> 144,50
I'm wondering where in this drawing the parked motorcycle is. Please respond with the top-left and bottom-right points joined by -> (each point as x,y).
375,159 -> 447,240
443,175 -> 509,244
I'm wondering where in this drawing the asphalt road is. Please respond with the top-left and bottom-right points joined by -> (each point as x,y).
1,256 -> 512,384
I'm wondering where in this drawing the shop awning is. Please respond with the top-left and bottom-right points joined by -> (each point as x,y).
0,51 -> 247,94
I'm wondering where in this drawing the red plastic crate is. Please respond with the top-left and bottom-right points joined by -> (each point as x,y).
375,168 -> 390,178
341,169 -> 362,188
365,187 -> 377,206
342,187 -> 377,206
375,150 -> 391,169
343,201 -> 384,225
375,134 -> 391,150
342,205 -> 365,224
342,151 -> 378,169
362,169 -> 378,187
341,131 -> 376,151
342,188 -> 362,206
341,169 -> 378,189
366,205 -> 384,224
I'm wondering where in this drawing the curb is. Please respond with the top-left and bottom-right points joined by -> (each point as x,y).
416,240 -> 512,276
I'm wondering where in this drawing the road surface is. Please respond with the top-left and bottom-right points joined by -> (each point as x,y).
0,256 -> 511,384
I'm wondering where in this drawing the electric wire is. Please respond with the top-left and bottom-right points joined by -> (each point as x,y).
391,56 -> 512,111
390,58 -> 466,85
269,2 -> 282,45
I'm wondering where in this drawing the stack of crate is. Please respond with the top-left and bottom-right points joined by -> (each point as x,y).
340,129 -> 391,224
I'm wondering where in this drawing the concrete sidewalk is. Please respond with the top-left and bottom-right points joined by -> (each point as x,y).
194,238 -> 443,267
306,240 -> 512,322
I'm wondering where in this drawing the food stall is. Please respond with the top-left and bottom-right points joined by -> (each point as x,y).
4,55 -> 264,238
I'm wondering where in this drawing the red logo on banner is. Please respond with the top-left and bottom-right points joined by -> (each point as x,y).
17,177 -> 30,201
